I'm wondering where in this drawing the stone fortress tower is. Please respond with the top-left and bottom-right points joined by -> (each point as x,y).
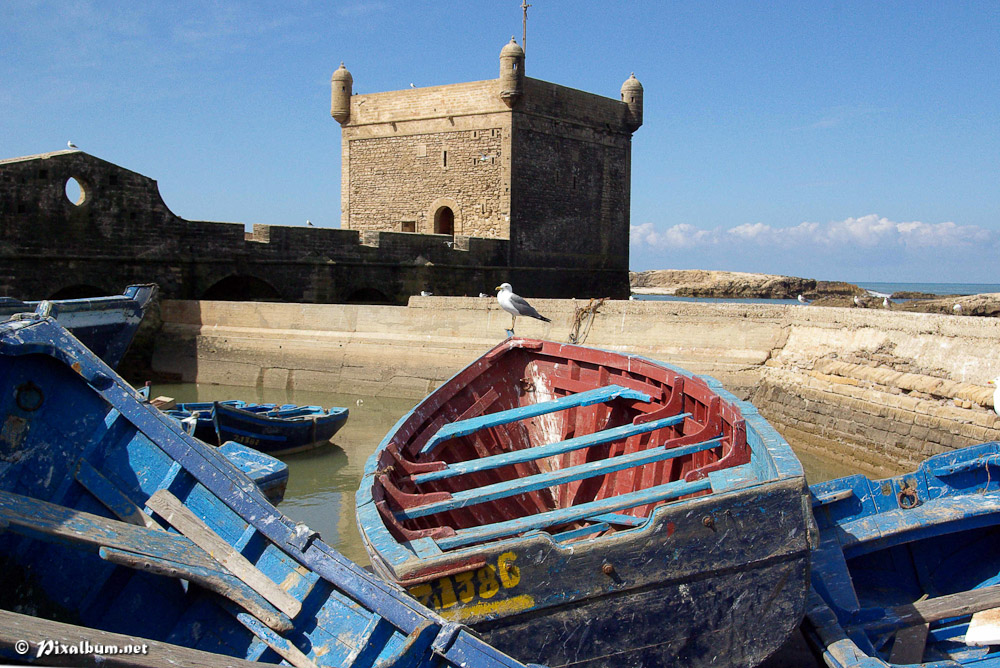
332,39 -> 642,296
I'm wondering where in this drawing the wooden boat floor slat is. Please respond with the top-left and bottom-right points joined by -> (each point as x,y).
435,477 -> 713,550
399,437 -> 724,520
411,412 -> 692,485
418,384 -> 651,454
0,489 -> 294,633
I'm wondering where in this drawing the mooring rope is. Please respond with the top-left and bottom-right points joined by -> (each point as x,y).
568,297 -> 607,345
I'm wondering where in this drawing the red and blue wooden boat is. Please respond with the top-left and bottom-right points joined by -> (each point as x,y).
356,337 -> 813,668
0,314 -> 538,668
0,283 -> 155,368
804,441 -> 1000,667
213,402 -> 350,456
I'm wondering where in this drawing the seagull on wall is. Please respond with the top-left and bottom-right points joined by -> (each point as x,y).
989,377 -> 1000,417
306,220 -> 314,227
409,83 -> 415,88
67,141 -> 78,149
496,282 -> 550,336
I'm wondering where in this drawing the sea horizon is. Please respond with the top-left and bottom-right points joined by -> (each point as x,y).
633,280 -> 1000,304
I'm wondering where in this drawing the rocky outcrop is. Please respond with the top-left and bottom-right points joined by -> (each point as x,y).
630,270 -> 865,299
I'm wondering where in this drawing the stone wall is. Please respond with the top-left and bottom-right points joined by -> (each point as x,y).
346,128 -> 507,236
151,298 -> 1000,476
0,151 -> 620,302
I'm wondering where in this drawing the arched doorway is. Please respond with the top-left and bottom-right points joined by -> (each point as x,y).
201,275 -> 284,302
434,206 -> 454,235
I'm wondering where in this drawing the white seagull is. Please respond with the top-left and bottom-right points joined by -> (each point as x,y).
883,297 -> 892,309
853,295 -> 863,307
797,294 -> 810,305
989,377 -> 1000,417
496,283 -> 550,334
420,291 -> 432,297
953,303 -> 963,314
67,140 -> 78,149
478,292 -> 489,298
306,220 -> 314,226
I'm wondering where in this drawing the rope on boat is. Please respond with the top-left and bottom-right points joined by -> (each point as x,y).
568,297 -> 607,345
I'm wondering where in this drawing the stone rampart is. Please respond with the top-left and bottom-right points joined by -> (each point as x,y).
152,298 -> 1000,475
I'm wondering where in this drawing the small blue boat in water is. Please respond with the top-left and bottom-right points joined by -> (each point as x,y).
804,441 -> 1000,667
214,402 -> 350,456
0,315 -> 538,668
0,283 -> 155,368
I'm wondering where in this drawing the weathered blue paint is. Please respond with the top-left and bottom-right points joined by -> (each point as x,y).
0,284 -> 155,369
218,442 -> 289,505
803,441 -> 1000,667
212,402 -> 349,455
418,384 -> 652,454
0,315 -> 538,668
412,412 -> 691,484
357,337 -> 813,668
399,438 -> 722,521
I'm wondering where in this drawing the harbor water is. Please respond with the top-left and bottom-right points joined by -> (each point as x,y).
150,382 -> 865,567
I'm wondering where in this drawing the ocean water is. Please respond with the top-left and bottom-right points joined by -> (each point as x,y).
634,281 -> 1000,303
855,282 -> 1000,297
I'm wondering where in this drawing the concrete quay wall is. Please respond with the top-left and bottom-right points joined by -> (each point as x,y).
152,298 -> 1000,474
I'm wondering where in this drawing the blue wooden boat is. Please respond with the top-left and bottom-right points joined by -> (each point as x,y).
356,337 -> 813,668
804,441 -> 1000,667
168,399 -> 248,442
0,314 -> 539,668
218,441 -> 290,506
0,283 -> 155,368
214,402 -> 350,456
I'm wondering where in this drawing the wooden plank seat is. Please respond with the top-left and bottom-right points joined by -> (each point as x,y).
848,583 -> 1000,635
0,489 -> 293,633
418,384 -> 652,454
410,412 -> 692,485
390,436 -> 725,520
435,477 -> 713,550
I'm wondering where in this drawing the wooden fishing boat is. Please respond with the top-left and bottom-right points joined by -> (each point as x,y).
218,441 -> 290,505
0,314 -> 536,668
356,337 -> 813,668
803,441 -> 1000,668
167,400 -> 249,442
0,283 -> 155,368
213,402 -> 350,456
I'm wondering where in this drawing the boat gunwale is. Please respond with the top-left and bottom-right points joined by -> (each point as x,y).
357,336 -> 805,578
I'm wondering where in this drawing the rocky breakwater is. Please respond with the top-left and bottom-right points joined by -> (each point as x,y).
630,269 -> 863,299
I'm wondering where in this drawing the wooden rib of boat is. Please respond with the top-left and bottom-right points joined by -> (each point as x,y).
213,402 -> 350,456
356,337 -> 813,668
0,315 -> 536,668
803,441 -> 1000,668
0,283 -> 155,368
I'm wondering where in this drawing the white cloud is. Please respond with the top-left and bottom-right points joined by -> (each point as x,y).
631,215 -> 993,251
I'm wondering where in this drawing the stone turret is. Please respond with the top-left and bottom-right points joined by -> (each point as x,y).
621,72 -> 643,132
330,62 -> 353,125
499,37 -> 524,108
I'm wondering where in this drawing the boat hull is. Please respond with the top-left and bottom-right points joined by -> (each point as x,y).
803,441 -> 1000,667
0,315 -> 532,668
214,403 -> 349,456
357,337 -> 812,668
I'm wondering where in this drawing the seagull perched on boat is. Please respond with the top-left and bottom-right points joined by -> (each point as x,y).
496,282 -> 550,336
797,294 -> 810,305
989,377 -> 1000,417
67,140 -> 78,149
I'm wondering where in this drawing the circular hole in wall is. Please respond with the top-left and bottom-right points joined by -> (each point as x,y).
65,176 -> 87,206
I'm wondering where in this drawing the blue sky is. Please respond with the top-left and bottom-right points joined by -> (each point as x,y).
2,1 -> 998,283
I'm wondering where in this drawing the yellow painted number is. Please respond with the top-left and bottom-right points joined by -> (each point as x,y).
411,552 -> 522,611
